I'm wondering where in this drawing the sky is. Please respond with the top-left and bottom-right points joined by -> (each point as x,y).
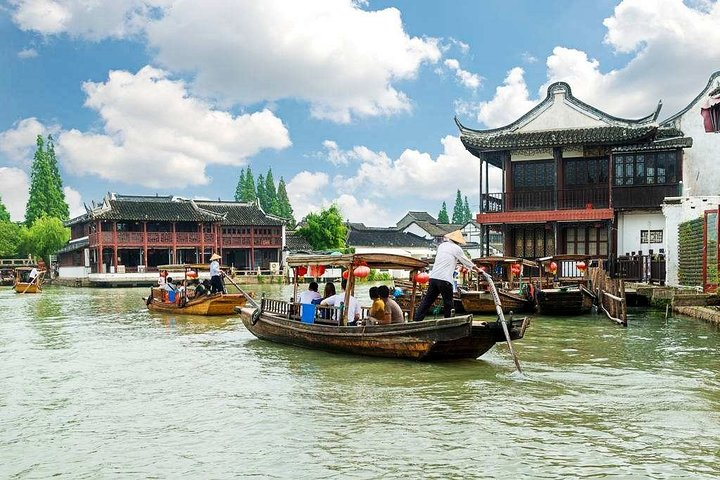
1,0 -> 719,227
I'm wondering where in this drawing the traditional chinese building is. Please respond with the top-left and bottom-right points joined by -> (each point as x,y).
57,193 -> 285,276
457,81 -> 692,265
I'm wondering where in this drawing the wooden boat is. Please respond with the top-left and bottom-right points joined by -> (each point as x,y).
535,255 -> 596,315
144,264 -> 246,316
13,266 -> 44,294
236,253 -> 530,361
457,257 -> 538,314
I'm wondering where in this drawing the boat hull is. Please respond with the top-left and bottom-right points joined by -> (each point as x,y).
14,282 -> 41,293
146,293 -> 246,315
237,307 -> 528,361
458,290 -> 532,314
536,287 -> 593,315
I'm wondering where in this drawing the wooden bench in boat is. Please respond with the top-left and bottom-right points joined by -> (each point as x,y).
260,298 -> 408,325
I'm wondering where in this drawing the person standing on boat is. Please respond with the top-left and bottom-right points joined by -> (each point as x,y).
413,230 -> 480,321
28,267 -> 38,283
209,253 -> 224,294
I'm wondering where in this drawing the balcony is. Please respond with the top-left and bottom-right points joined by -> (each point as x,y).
611,184 -> 681,209
481,187 -> 609,212
88,231 -> 282,249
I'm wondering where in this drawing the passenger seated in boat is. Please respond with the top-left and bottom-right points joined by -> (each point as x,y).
368,286 -> 385,325
318,282 -> 336,320
321,279 -> 361,325
298,281 -> 322,318
191,279 -> 207,298
378,285 -> 404,324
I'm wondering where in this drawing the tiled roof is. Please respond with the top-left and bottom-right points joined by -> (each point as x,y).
613,136 -> 693,152
348,228 -> 433,248
91,196 -> 222,222
396,211 -> 437,228
56,236 -> 89,254
195,200 -> 284,226
461,125 -> 658,151
411,221 -> 461,237
286,231 -> 313,252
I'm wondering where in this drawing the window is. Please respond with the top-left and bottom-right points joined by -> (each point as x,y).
512,160 -> 555,189
640,229 -> 663,244
564,157 -> 608,185
702,102 -> 720,133
614,152 -> 679,186
565,226 -> 608,256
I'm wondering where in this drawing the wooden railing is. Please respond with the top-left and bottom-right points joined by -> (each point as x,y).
481,187 -> 609,212
88,231 -> 281,248
613,254 -> 666,284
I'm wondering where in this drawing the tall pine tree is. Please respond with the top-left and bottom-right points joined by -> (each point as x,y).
235,168 -> 246,201
25,135 -> 69,225
45,135 -> 69,220
277,177 -> 295,227
242,166 -> 257,203
265,168 -> 280,215
463,196 -> 472,223
437,201 -> 449,223
451,189 -> 464,224
256,174 -> 268,211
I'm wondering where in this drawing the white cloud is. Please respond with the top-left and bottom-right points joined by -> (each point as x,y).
521,52 -> 538,64
322,140 -> 352,166
476,67 -> 537,128
9,0 -> 172,39
474,0 -> 720,126
17,47 -> 38,59
334,194 -> 393,226
286,171 -> 330,222
444,58 -> 481,90
63,186 -> 84,219
57,66 -> 290,188
146,1 -> 441,123
0,167 -> 30,222
0,117 -> 58,166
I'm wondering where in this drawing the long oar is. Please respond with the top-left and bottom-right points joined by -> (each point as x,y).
221,271 -> 259,309
480,270 -> 522,373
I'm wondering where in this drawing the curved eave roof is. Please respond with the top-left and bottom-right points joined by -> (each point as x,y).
91,199 -> 222,222
612,136 -> 693,153
661,71 -> 720,125
195,201 -> 284,226
461,125 -> 658,152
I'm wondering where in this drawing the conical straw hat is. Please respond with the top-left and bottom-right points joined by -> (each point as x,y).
444,230 -> 466,245
210,253 -> 221,261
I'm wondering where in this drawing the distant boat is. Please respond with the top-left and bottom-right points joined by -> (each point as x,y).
236,253 -> 530,361
535,255 -> 596,316
143,264 -> 246,316
457,257 -> 537,314
13,266 -> 44,294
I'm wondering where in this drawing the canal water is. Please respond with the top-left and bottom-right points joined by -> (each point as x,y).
1,284 -> 719,479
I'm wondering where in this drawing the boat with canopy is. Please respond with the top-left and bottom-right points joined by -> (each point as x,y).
13,266 -> 44,294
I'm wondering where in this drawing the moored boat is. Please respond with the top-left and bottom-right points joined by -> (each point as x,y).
535,255 -> 596,315
236,253 -> 530,361
457,257 -> 538,314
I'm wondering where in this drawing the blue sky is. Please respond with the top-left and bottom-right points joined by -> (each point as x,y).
1,0 -> 719,226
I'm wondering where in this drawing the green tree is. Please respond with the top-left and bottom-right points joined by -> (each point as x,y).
463,196 -> 472,223
452,189 -> 464,224
0,195 -> 10,223
0,221 -> 20,257
438,201 -> 449,223
256,173 -> 268,210
297,205 -> 347,250
276,177 -> 296,227
242,166 -> 257,202
24,216 -> 70,264
265,167 -> 280,215
25,135 -> 69,225
234,168 -> 246,201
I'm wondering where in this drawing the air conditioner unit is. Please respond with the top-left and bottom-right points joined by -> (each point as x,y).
269,262 -> 280,273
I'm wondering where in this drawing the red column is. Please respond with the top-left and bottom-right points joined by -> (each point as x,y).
199,222 -> 205,263
97,220 -> 103,273
143,221 -> 148,269
112,221 -> 118,270
172,222 -> 177,264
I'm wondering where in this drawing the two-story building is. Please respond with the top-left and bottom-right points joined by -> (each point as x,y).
457,81 -> 692,265
57,193 -> 285,277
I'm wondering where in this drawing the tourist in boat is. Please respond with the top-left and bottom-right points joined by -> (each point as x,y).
298,281 -> 322,318
413,230 -> 480,321
322,282 -> 336,300
209,253 -> 224,294
378,285 -> 404,324
320,279 -> 361,325
192,279 -> 208,297
368,286 -> 385,325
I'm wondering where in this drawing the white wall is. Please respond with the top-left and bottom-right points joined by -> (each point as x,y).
58,266 -> 90,278
403,223 -> 432,239
617,211 -> 666,257
662,196 -> 720,286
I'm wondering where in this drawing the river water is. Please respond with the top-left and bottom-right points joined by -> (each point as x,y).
1,284 -> 719,479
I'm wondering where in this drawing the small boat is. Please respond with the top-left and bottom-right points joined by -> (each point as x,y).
13,266 -> 44,293
457,257 -> 538,314
144,264 -> 246,316
236,253 -> 530,361
535,255 -> 596,316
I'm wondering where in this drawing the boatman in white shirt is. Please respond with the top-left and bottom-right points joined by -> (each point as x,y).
413,230 -> 480,321
209,253 -> 225,294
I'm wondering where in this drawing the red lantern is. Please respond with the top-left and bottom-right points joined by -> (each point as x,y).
342,270 -> 349,279
353,265 -> 370,278
295,266 -> 307,277
309,265 -> 326,277
576,261 -> 587,272
549,261 -> 558,274
510,263 -> 521,275
414,272 -> 430,284
187,270 -> 198,279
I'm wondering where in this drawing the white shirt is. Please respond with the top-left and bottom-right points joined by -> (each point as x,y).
210,260 -> 220,277
298,290 -> 322,304
429,240 -> 476,284
29,268 -> 38,279
321,293 -> 361,322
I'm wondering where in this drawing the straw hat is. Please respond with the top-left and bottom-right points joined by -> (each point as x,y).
209,253 -> 221,261
444,229 -> 466,245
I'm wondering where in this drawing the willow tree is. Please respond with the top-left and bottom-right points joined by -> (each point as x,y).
24,216 -> 70,264
297,205 -> 347,251
0,195 -> 10,223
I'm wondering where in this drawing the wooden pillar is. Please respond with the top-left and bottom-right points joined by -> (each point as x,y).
553,147 -> 562,210
199,222 -> 205,263
504,153 -> 512,212
172,222 -> 177,264
112,221 -> 118,270
478,153 -> 483,214
97,220 -> 103,273
250,227 -> 255,270
143,221 -> 148,269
